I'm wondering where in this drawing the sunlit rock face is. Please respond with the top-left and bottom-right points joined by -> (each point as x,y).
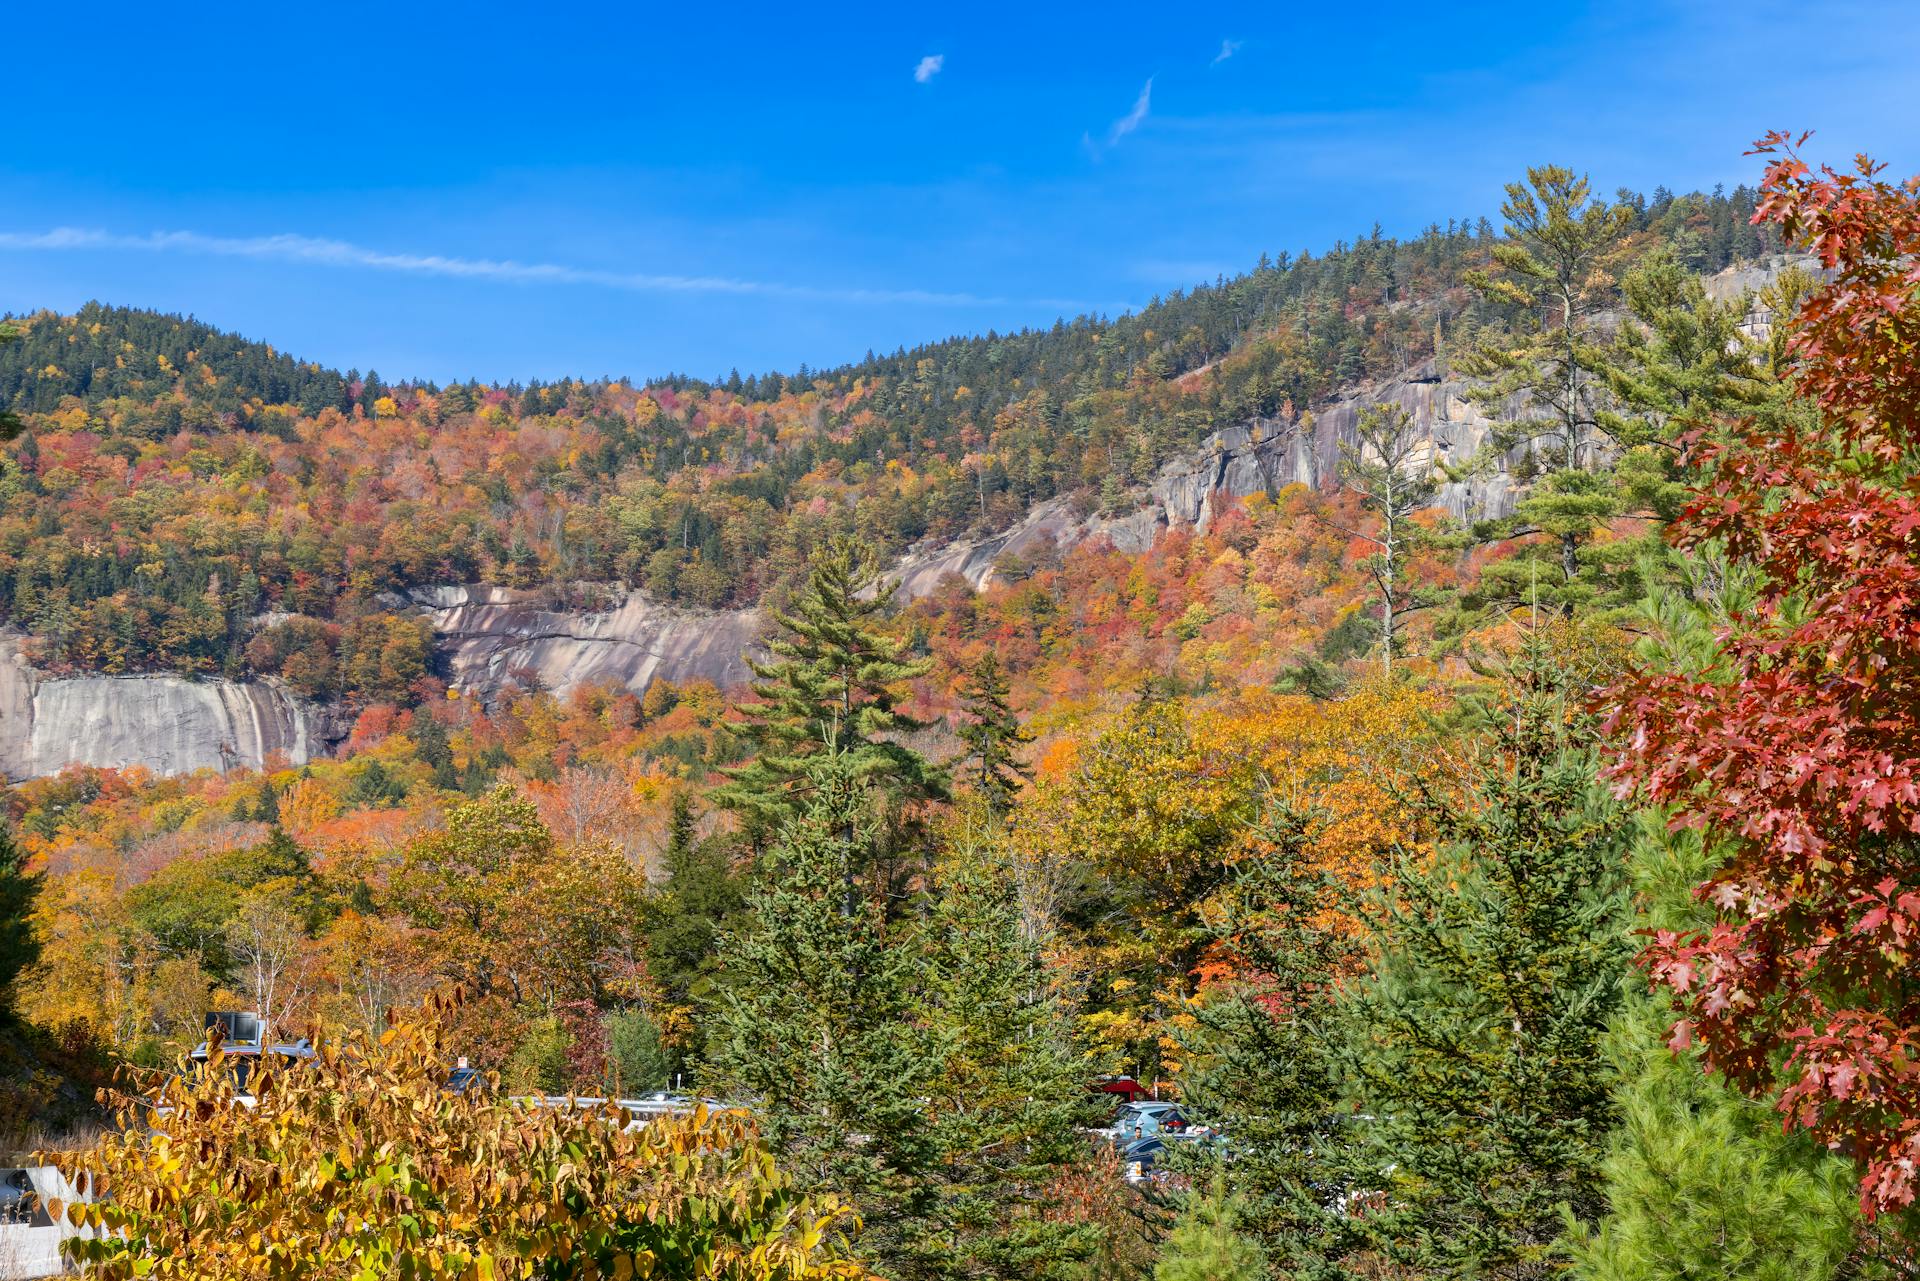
409,586 -> 762,704
0,636 -> 317,780
0,585 -> 764,779
888,359 -> 1515,598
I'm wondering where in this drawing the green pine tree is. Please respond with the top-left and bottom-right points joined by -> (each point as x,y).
1458,166 -> 1636,477
1452,167 -> 1637,618
918,822 -> 1095,1279
1173,803 -> 1365,1279
714,535 -> 946,836
643,793 -> 742,1034
0,818 -> 37,1015
1336,630 -> 1633,1278
703,747 -> 941,1275
952,653 -> 1033,817
1330,402 -> 1449,675
0,322 -> 23,442
1576,993 -> 1863,1281
1153,1175 -> 1269,1281
1450,195 -> 1789,634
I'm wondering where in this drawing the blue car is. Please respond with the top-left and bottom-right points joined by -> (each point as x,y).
1111,1100 -> 1190,1142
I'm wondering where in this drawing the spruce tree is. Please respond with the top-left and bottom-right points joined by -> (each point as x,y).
412,711 -> 459,791
1335,631 -> 1633,1278
0,818 -> 36,1015
1153,1176 -> 1269,1281
253,780 -> 281,825
952,653 -> 1033,816
714,535 -> 946,834
918,822 -> 1094,1279
644,793 -> 742,1015
1174,803 -> 1362,1278
703,747 -> 940,1274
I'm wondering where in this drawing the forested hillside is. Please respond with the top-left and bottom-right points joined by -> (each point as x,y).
13,145 -> 1920,1281
0,184 -> 1776,693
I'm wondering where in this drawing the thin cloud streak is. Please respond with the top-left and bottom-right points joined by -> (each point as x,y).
1108,79 -> 1153,145
914,53 -> 944,83
1211,38 -> 1242,65
0,226 -> 1119,311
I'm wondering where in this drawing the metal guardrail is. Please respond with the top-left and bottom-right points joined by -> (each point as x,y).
0,1166 -> 96,1280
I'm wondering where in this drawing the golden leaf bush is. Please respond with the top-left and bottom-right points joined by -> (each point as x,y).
47,991 -> 870,1280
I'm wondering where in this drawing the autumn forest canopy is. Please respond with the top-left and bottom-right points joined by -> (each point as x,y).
8,136 -> 1920,1281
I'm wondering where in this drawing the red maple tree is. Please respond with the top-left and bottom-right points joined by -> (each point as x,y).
1605,132 -> 1920,1215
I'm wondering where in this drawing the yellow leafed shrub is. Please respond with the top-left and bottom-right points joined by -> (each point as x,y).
49,991 -> 871,1280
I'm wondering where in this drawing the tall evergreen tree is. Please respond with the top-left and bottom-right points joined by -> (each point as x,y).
0,322 -> 24,442
704,747 -> 941,1275
714,535 -> 946,835
644,793 -> 742,1015
412,711 -> 459,791
1459,165 -> 1635,477
1329,402 -> 1446,674
1174,803 -> 1363,1278
1335,631 -> 1633,1278
918,825 -> 1094,1279
0,818 -> 37,1015
1454,167 -> 1636,615
952,653 -> 1033,816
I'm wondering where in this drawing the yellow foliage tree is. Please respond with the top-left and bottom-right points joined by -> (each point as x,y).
51,992 -> 871,1280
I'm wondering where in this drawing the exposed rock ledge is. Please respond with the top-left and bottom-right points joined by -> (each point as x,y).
405,586 -> 762,706
889,359 -> 1514,597
0,634 -> 320,781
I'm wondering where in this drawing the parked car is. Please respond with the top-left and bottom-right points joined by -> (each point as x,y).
1120,1130 -> 1226,1185
1111,1100 -> 1191,1142
188,1012 -> 315,1097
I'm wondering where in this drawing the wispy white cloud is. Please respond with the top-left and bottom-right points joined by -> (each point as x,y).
0,225 -> 1117,311
1108,79 -> 1153,145
914,53 -> 944,84
1211,38 -> 1242,65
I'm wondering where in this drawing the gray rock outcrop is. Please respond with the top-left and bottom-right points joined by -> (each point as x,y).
410,586 -> 761,705
889,359 -> 1514,597
0,635 -> 318,780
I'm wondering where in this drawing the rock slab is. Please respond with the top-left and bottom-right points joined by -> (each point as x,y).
0,635 -> 317,781
410,586 -> 762,704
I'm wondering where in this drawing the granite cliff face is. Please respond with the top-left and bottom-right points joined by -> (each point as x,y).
885,256 -> 1817,599
0,635 -> 320,780
889,358 -> 1514,597
407,586 -> 762,705
0,587 -> 765,780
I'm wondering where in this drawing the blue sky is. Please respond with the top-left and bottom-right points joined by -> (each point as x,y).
4,1 -> 1918,384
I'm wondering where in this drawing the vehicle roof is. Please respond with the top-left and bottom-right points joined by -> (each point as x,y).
188,1040 -> 316,1059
